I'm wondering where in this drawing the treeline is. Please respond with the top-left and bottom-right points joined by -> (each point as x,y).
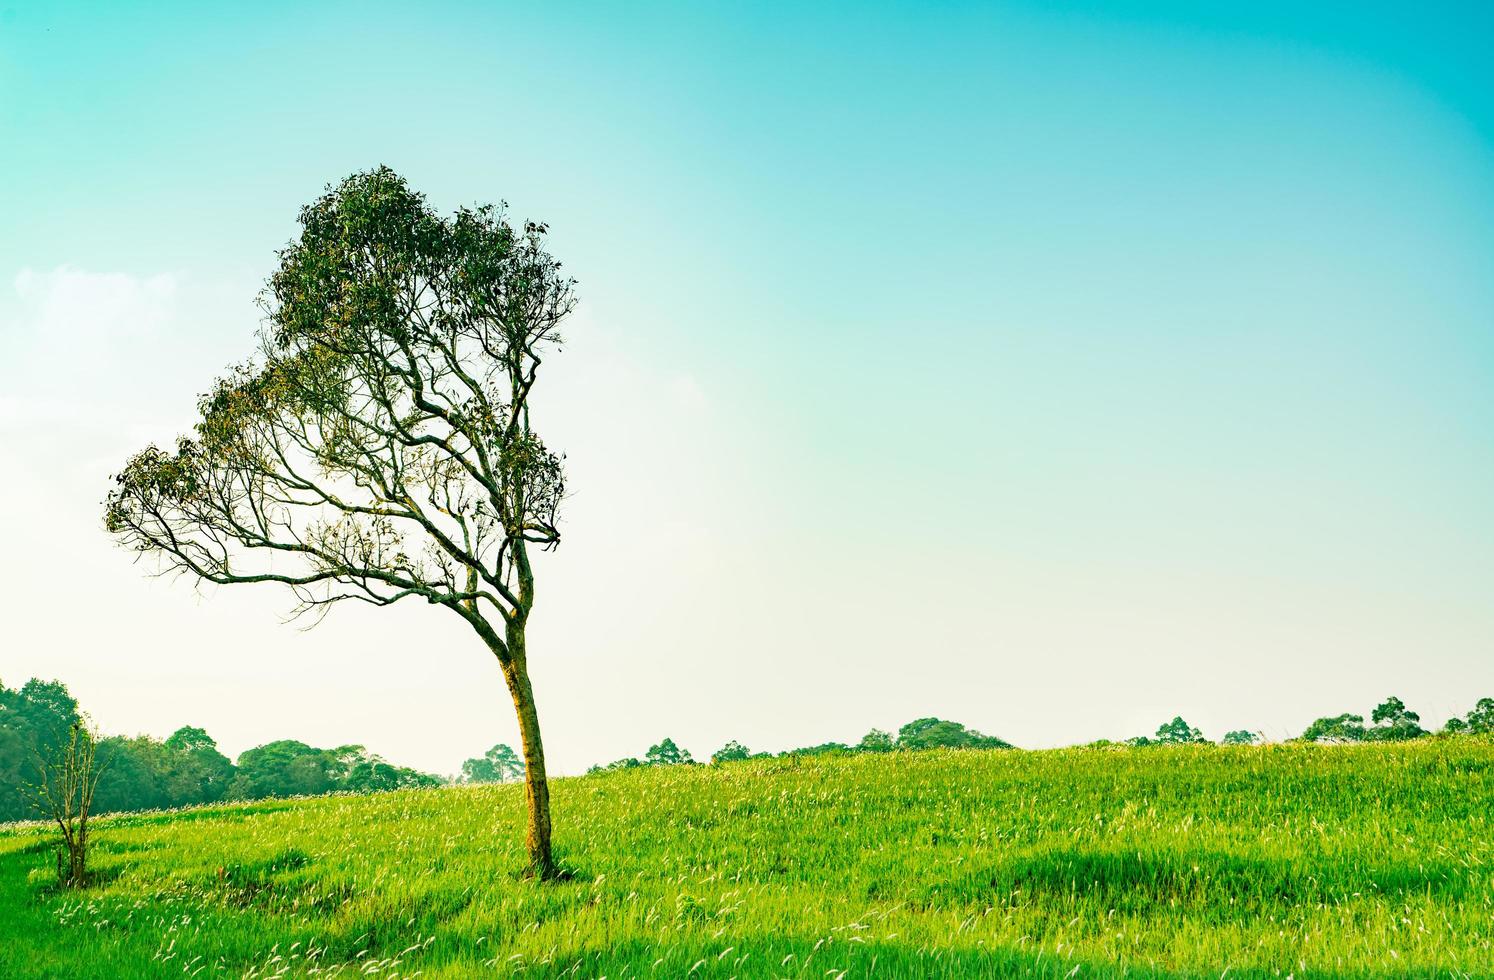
8,677 -> 1493,821
1297,694 -> 1492,742
0,678 -> 448,822
597,696 -> 1494,773
589,717 -> 1013,772
1110,695 -> 1494,747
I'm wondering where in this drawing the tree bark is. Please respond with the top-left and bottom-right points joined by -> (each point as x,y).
69,837 -> 86,887
502,624 -> 555,880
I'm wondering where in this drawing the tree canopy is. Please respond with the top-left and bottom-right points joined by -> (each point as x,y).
1300,713 -> 1367,743
104,169 -> 571,623
0,679 -> 82,821
0,677 -> 445,822
1368,697 -> 1426,741
896,718 -> 1012,751
1450,697 -> 1494,735
461,743 -> 525,784
9,675 -> 1491,823
696,718 -> 1014,768
1299,696 -> 1442,743
1152,717 -> 1208,746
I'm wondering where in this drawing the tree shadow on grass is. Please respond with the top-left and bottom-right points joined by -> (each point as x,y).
510,936 -> 1463,979
911,846 -> 1471,913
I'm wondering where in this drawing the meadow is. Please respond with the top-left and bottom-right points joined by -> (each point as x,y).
1,740 -> 1491,979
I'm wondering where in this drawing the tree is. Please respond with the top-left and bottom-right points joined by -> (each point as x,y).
1368,696 -> 1426,742
162,726 -> 235,805
1464,697 -> 1494,734
26,721 -> 105,889
93,736 -> 172,813
856,729 -> 894,753
1222,730 -> 1258,745
896,718 -> 1012,751
1300,713 -> 1366,743
1152,716 -> 1208,745
16,680 -> 80,729
782,741 -> 852,757
462,743 -> 525,783
88,727 -> 239,814
228,740 -> 341,800
104,169 -> 575,878
0,678 -> 83,822
710,740 -> 752,764
645,738 -> 694,766
336,746 -> 443,793
1443,698 -> 1493,735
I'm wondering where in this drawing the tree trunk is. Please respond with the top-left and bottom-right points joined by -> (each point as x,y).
58,825 -> 85,889
69,838 -> 86,888
503,624 -> 555,880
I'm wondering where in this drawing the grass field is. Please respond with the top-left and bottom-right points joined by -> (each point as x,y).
2,741 -> 1491,978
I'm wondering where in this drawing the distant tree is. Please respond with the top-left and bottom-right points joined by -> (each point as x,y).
225,740 -> 440,799
1222,730 -> 1259,745
0,678 -> 83,821
6,677 -> 453,816
856,729 -> 894,753
1444,717 -> 1468,734
1152,717 -> 1208,745
782,742 -> 852,757
1369,696 -> 1410,726
462,743 -> 525,783
1300,713 -> 1367,743
587,738 -> 699,773
896,718 -> 1012,751
1125,736 -> 1153,747
645,738 -> 694,766
164,726 -> 215,753
1465,698 -> 1494,734
104,169 -> 576,878
26,721 -> 105,889
162,726 -> 235,805
1367,696 -> 1426,742
336,746 -> 443,793
88,727 -> 236,814
228,741 -> 340,800
93,736 -> 172,813
16,680 -> 80,730
710,741 -> 752,764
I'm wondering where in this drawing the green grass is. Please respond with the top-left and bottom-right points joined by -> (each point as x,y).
2,741 -> 1492,978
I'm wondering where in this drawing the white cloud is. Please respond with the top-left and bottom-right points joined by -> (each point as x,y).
3,267 -> 181,423
8,265 -> 176,359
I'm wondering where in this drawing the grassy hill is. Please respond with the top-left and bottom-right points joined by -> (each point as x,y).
2,741 -> 1491,978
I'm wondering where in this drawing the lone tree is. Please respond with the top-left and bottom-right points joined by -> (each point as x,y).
27,721 -> 105,889
105,168 -> 574,878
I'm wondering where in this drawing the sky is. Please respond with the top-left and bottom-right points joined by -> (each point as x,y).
1,1 -> 1492,776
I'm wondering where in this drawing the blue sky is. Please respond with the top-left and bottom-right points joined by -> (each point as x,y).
2,2 -> 1492,773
